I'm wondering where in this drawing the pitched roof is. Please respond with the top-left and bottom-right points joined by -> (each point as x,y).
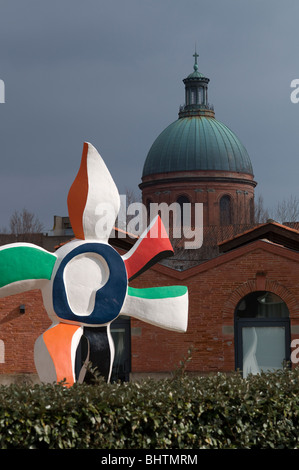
218,221 -> 299,253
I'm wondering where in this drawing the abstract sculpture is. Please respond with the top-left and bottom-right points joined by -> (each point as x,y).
0,142 -> 188,386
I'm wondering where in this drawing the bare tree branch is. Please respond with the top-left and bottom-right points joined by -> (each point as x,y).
9,208 -> 44,235
254,194 -> 270,224
273,194 -> 299,224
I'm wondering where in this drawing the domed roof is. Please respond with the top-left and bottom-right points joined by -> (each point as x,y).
186,64 -> 206,80
142,115 -> 253,177
142,53 -> 254,180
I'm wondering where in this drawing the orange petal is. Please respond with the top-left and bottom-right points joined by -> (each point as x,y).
67,142 -> 89,239
42,323 -> 82,387
67,142 -> 120,240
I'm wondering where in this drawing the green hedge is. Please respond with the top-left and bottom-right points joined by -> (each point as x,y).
0,367 -> 299,449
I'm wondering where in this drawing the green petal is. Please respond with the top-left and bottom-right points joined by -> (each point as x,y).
0,244 -> 56,288
127,285 -> 187,299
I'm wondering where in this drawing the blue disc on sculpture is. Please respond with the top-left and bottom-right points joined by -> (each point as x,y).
52,243 -> 128,325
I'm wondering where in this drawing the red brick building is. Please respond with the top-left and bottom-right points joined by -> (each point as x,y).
1,222 -> 299,383
129,222 -> 299,379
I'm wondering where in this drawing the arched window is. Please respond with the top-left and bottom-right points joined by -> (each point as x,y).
235,291 -> 290,377
145,198 -> 153,223
145,198 -> 152,212
220,195 -> 232,226
176,195 -> 190,227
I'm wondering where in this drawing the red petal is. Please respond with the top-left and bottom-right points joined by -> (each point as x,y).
123,216 -> 173,281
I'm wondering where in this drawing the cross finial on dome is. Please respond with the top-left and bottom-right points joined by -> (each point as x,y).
193,47 -> 199,71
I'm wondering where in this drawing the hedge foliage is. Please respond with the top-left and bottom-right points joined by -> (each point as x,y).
0,367 -> 299,449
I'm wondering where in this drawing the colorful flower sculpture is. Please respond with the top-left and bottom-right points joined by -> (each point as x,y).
0,143 -> 188,386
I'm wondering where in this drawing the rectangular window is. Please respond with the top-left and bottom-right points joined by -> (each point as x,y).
190,88 -> 196,104
198,88 -> 203,104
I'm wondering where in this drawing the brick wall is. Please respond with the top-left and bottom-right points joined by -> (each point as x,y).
0,290 -> 50,376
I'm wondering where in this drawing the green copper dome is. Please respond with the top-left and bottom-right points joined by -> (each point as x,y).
142,115 -> 253,176
142,53 -> 253,178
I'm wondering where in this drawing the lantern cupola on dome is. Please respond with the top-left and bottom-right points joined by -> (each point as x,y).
179,50 -> 214,118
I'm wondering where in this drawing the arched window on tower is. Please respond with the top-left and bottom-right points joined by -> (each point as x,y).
220,195 -> 232,226
176,195 -> 190,228
146,198 -> 153,224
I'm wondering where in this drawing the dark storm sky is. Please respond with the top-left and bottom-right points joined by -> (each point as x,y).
0,0 -> 298,230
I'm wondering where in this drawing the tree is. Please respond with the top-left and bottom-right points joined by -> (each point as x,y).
254,194 -> 270,224
273,194 -> 299,224
9,208 -> 44,235
115,187 -> 142,232
253,193 -> 299,225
